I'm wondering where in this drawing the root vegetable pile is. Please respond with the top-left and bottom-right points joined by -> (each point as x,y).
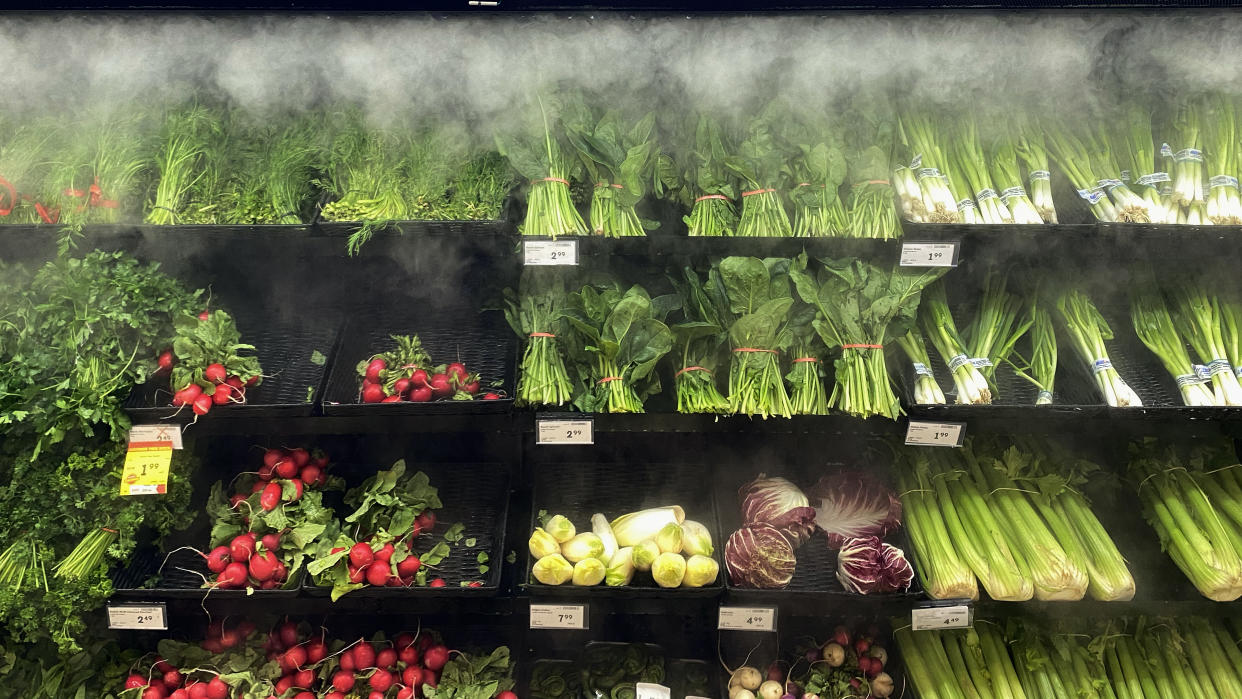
356,334 -> 499,404
158,309 -> 263,415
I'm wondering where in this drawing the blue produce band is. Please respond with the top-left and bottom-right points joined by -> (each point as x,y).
1138,172 -> 1171,186
917,167 -> 942,181
969,357 -> 993,368
1175,148 -> 1204,163
1000,186 -> 1027,201
1037,390 -> 1053,402
1161,143 -> 1173,158
948,354 -> 971,372
975,188 -> 998,202
1196,364 -> 1213,380
913,362 -> 933,377
1092,358 -> 1114,373
1077,188 -> 1106,205
1176,373 -> 1208,388
1029,170 -> 1051,182
1210,175 -> 1240,190
1209,359 -> 1234,376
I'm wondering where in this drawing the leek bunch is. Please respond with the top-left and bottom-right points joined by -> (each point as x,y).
1057,289 -> 1143,407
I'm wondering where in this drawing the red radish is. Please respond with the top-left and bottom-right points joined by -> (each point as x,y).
311,454 -> 329,468
225,375 -> 244,391
362,383 -> 386,403
154,657 -> 174,674
482,393 -> 501,400
170,691 -> 189,699
187,683 -> 208,699
423,645 -> 449,671
468,581 -> 483,588
299,464 -> 322,486
417,634 -> 434,652
192,393 -> 213,415
274,675 -> 294,696
394,378 -> 412,396
462,381 -> 480,394
293,669 -> 315,688
172,383 -> 202,406
409,368 -> 430,387
377,647 -> 398,669
205,546 -> 231,573
230,534 -> 256,561
366,562 -> 391,586
306,640 -> 327,663
325,694 -> 345,699
204,363 -> 227,384
287,478 -> 304,501
157,350 -> 175,372
340,648 -> 357,672
201,638 -> 224,654
249,550 -> 278,581
397,687 -> 415,699
403,666 -> 424,688
281,644 -> 308,672
263,449 -> 285,468
251,481 -> 266,494
498,692 -> 519,699
353,642 -> 377,669
219,628 -> 240,648
125,675 -> 148,690
424,672 -> 439,689
369,693 -> 385,699
163,669 -> 182,687
229,492 -> 247,509
261,532 -> 282,551
366,358 -> 387,380
854,638 -> 871,655
415,511 -> 436,531
278,621 -> 299,647
288,447 -> 309,467
246,375 -> 260,387
350,542 -> 374,568
272,559 -> 288,582
258,463 -> 275,481
294,694 -> 314,699
142,687 -> 165,699
332,670 -> 356,692
831,625 -> 851,647
397,555 -> 421,577
395,632 -> 416,649
217,562 -> 247,588
445,362 -> 469,384
275,458 -> 298,479
374,542 -> 395,562
239,620 -> 256,637
198,310 -> 210,321
399,644 -> 419,666
348,565 -> 366,583
408,386 -> 433,403
382,395 -> 402,403
429,374 -> 452,398
260,482 -> 282,510
429,577 -> 446,588
212,384 -> 233,405
369,669 -> 395,693
206,678 -> 229,699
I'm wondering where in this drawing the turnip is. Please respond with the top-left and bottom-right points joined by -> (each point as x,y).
275,458 -> 298,479
205,678 -> 229,699
729,667 -> 762,691
205,546 -> 231,573
350,542 -> 374,568
830,625 -> 851,647
758,680 -> 782,699
870,672 -> 894,698
205,363 -> 227,384
370,668 -> 395,692
332,670 -> 356,692
377,647 -> 397,669
820,643 -> 845,668
423,645 -> 449,671
260,482 -> 282,511
729,689 -> 756,699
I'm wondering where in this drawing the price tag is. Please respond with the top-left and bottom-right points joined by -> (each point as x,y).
717,606 -> 777,632
524,240 -> 579,266
636,683 -> 671,699
128,424 -> 183,450
536,418 -> 594,445
905,421 -> 966,447
900,241 -> 959,268
911,604 -> 972,631
120,442 -> 173,495
529,603 -> 587,629
107,603 -> 168,630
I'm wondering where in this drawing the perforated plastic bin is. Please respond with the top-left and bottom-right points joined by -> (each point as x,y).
321,309 -> 516,415
123,310 -> 342,421
303,461 -> 510,597
715,469 -> 924,604
526,462 -> 724,598
109,537 -> 304,600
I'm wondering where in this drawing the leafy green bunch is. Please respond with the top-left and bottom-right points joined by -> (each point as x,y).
563,95 -> 658,238
726,102 -> 796,237
711,256 -> 796,417
666,266 -> 731,414
674,115 -> 739,237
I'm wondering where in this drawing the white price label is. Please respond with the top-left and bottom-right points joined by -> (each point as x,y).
107,604 -> 168,630
536,418 -> 594,445
636,683 -> 672,699
717,606 -> 777,632
529,604 -> 587,629
128,424 -> 182,450
900,242 -> 959,267
912,604 -> 972,631
905,421 -> 966,447
524,240 -> 579,266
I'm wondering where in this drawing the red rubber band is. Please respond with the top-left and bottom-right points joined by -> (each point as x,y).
532,177 -> 570,186
0,175 -> 15,216
400,364 -> 420,370
793,357 -> 819,363
64,177 -> 118,211
695,194 -> 730,203
101,527 -> 118,534
598,376 -> 623,384
742,188 -> 776,197
675,366 -> 712,378
794,183 -> 825,189
842,344 -> 884,349
595,183 -> 624,189
34,202 -> 59,224
528,332 -> 556,338
853,179 -> 892,187
733,347 -> 778,353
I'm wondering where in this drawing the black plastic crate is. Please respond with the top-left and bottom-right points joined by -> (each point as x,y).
315,220 -> 513,238
109,531 -> 304,600
123,310 -> 341,421
321,309 -> 516,416
715,468 -> 923,603
303,461 -> 510,597
526,462 -> 724,598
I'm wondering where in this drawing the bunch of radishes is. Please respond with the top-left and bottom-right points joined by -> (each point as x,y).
248,446 -> 332,510
122,653 -> 239,699
356,334 -> 500,404
805,625 -> 894,699
157,309 -> 263,416
201,529 -> 291,591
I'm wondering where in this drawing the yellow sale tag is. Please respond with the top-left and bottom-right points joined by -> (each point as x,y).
121,442 -> 172,496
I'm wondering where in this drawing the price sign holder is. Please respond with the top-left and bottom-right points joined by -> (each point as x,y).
911,601 -> 973,631
717,606 -> 777,632
529,603 -> 587,629
636,683 -> 671,699
524,239 -> 580,266
905,420 -> 966,447
899,240 -> 960,268
536,416 -> 594,445
107,603 -> 168,630
121,442 -> 173,495
128,424 -> 183,450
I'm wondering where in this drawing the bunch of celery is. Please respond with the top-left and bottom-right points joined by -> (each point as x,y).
1132,288 -> 1215,406
495,94 -> 588,238
727,103 -> 794,237
897,328 -> 946,405
563,97 -> 658,238
145,103 -> 222,225
896,622 -> 1024,699
667,267 -> 731,414
504,269 -> 575,407
1057,289 -> 1143,407
1007,302 -> 1058,405
896,109 -> 959,223
1128,440 -> 1242,601
920,282 -> 992,405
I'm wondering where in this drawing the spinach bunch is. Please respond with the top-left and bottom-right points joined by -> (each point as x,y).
676,115 -> 739,237
667,266 -> 731,414
563,96 -> 658,238
711,256 -> 796,418
726,103 -> 795,237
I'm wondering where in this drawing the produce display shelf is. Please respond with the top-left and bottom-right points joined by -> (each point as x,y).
302,461 -> 511,597
557,234 -> 900,262
321,308 -> 517,416
315,219 -> 514,238
524,461 -> 725,599
110,532 -> 304,601
122,310 -> 343,422
517,412 -> 905,435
